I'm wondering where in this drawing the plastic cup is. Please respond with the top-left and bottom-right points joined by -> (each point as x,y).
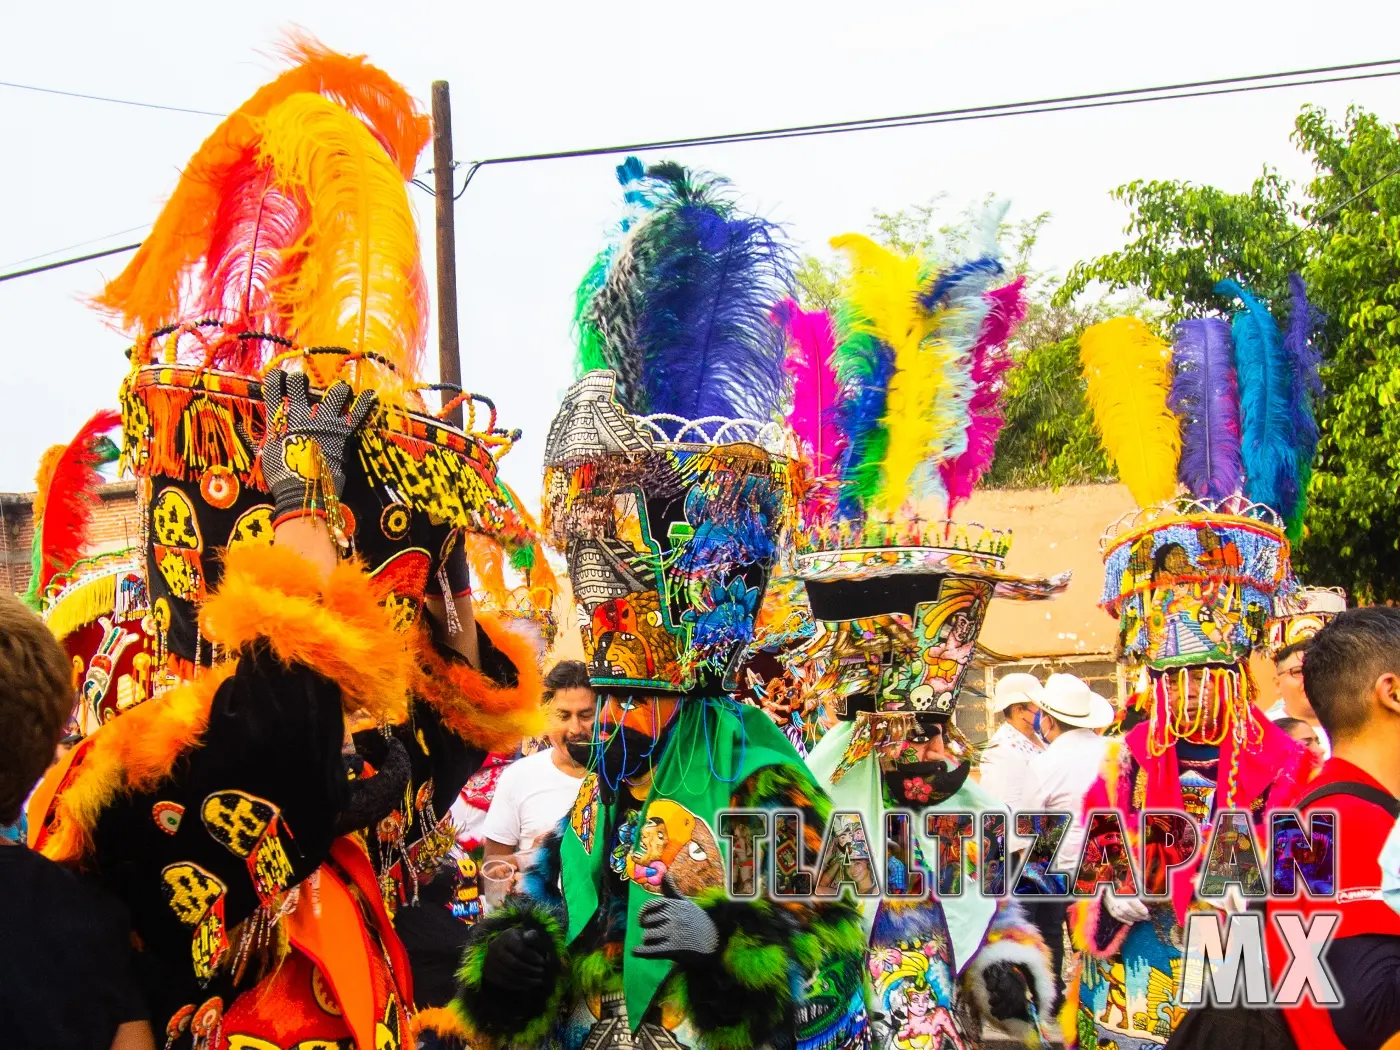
480,858 -> 517,909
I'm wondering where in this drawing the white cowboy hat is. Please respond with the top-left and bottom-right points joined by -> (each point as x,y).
1038,673 -> 1115,730
992,672 -> 1045,714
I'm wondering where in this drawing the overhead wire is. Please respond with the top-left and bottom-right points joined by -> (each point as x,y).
0,79 -> 224,117
4,58 -> 1400,282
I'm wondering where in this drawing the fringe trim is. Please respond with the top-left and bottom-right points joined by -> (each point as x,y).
409,614 -> 545,753
963,934 -> 1056,1043
199,543 -> 411,723
37,664 -> 235,865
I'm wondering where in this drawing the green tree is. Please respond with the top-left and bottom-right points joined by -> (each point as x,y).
1056,105 -> 1400,602
796,197 -> 1117,490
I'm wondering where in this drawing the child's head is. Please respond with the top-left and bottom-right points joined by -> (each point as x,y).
1274,716 -> 1324,760
0,595 -> 75,826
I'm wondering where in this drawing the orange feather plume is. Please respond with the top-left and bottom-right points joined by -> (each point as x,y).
94,35 -> 429,342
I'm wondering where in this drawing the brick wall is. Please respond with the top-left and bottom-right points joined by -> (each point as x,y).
0,482 -> 140,597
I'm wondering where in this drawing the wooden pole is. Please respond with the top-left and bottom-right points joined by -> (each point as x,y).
431,81 -> 464,428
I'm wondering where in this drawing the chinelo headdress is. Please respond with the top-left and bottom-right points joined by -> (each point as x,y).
544,158 -> 796,695
1081,274 -> 1325,761
1268,586 -> 1346,653
780,208 -> 1068,748
97,37 -> 553,682
25,411 -> 158,735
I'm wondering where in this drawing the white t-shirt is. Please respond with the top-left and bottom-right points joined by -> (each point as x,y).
1025,727 -> 1111,872
480,749 -> 585,852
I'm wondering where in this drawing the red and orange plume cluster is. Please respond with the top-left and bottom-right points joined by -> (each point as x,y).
24,410 -> 122,607
94,34 -> 431,381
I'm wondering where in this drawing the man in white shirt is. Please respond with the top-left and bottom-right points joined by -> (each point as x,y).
1022,673 -> 1115,1004
482,660 -> 596,862
979,673 -> 1045,857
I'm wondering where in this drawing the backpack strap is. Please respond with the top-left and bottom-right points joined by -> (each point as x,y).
1297,780 -> 1400,819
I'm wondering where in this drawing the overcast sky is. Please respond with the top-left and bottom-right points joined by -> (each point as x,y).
4,0 -> 1399,502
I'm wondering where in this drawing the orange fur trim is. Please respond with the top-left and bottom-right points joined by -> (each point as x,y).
38,665 -> 234,866
199,543 -> 411,724
410,614 -> 545,753
412,1006 -> 468,1040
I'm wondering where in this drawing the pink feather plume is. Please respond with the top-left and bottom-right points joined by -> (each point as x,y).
940,277 -> 1028,511
779,299 -> 847,480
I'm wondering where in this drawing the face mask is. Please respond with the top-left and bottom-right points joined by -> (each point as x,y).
882,759 -> 971,807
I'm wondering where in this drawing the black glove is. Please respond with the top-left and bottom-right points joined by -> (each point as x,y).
982,961 -> 1034,1022
333,736 -> 410,836
633,878 -> 720,966
483,927 -> 552,992
259,371 -> 378,522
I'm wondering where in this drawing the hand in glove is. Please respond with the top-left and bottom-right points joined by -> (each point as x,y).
982,962 -> 1034,1022
482,927 -> 552,992
258,370 -> 378,523
1103,892 -> 1152,925
633,878 -> 719,966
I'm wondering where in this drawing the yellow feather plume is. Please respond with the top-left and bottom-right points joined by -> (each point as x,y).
258,93 -> 429,384
831,234 -> 961,513
93,36 -> 429,338
1079,316 -> 1181,507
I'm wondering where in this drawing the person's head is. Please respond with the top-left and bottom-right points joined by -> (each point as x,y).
1274,716 -> 1324,761
1273,640 -> 1314,719
1304,608 -> 1400,745
543,660 -> 596,753
0,596 -> 75,826
993,673 -> 1043,736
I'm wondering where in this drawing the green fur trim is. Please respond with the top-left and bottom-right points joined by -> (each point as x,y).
722,928 -> 791,992
572,947 -> 621,1000
453,904 -> 570,1049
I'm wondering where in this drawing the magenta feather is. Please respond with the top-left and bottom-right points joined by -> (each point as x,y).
939,277 -> 1027,510
1169,317 -> 1244,501
778,299 -> 847,481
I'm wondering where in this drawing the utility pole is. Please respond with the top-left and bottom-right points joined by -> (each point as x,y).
431,81 -> 464,428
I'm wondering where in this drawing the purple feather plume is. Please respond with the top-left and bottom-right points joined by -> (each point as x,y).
1169,317 -> 1245,501
940,277 -> 1027,510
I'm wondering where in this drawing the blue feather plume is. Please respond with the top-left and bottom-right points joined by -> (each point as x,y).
1170,318 -> 1244,501
584,162 -> 795,425
917,256 -> 1003,312
1282,272 -> 1324,537
1217,278 -> 1299,520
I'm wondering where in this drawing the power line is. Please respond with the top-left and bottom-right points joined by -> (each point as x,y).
0,224 -> 150,271
0,243 -> 143,283
6,58 -> 1400,281
0,79 -> 224,117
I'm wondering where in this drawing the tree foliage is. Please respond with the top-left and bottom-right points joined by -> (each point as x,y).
795,197 -> 1118,490
1056,105 -> 1400,602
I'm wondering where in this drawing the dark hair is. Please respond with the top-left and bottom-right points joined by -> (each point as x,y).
1273,717 -> 1311,737
1304,607 -> 1400,741
543,660 -> 592,702
1274,639 -> 1311,665
0,595 -> 75,824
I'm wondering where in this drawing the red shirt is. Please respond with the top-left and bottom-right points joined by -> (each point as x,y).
1266,758 -> 1400,1050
